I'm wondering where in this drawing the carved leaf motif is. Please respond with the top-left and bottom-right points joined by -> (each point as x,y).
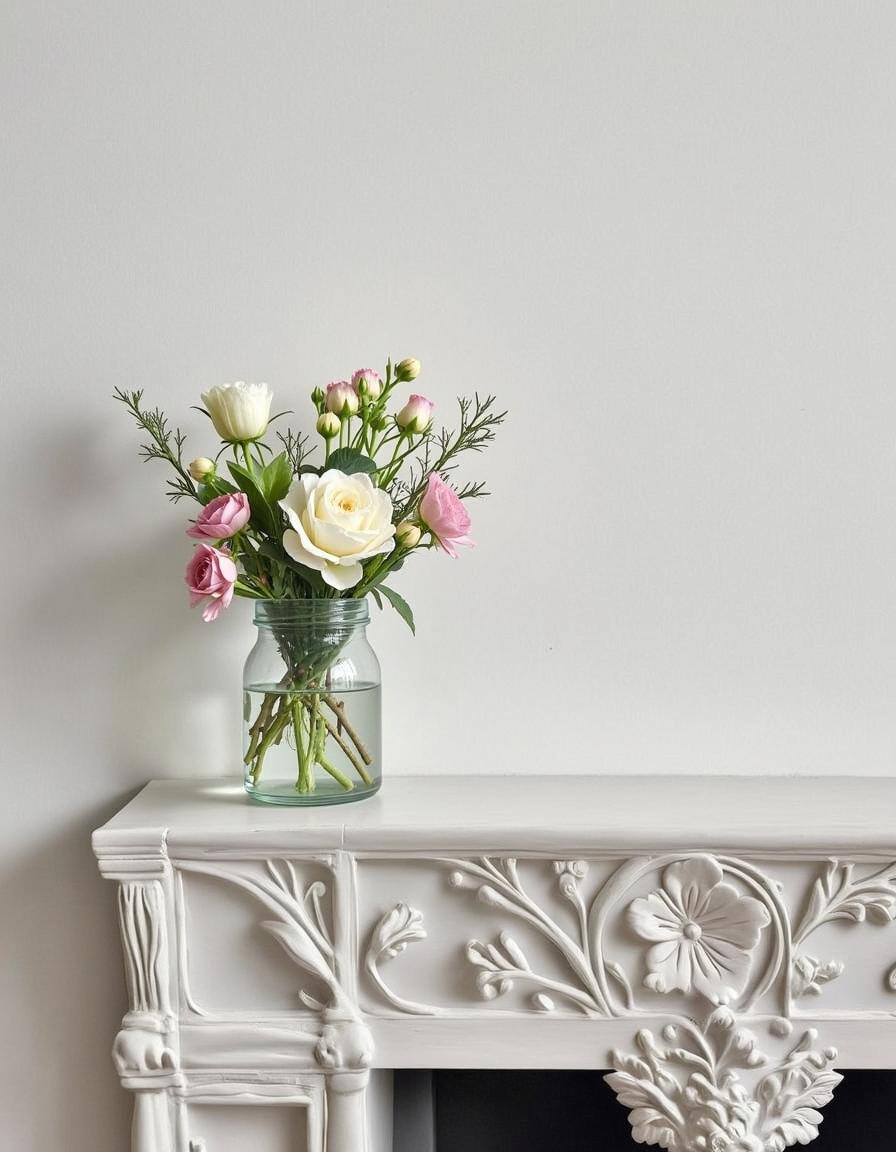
364,904 -> 444,1016
443,856 -> 608,1015
791,955 -> 844,999
467,937 -> 524,999
368,903 -> 426,960
603,1067 -> 680,1148
703,1007 -> 767,1073
176,859 -> 349,1015
794,860 -> 896,943
260,920 -> 336,990
607,1014 -> 841,1152
758,1055 -> 842,1152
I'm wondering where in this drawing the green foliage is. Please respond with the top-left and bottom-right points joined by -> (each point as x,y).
113,387 -> 199,502
391,393 -> 506,520
377,584 -> 415,634
197,475 -> 238,505
256,539 -> 328,596
227,461 -> 281,538
260,451 -> 293,503
276,428 -> 314,475
325,447 -> 377,475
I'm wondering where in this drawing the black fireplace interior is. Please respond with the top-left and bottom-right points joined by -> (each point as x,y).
392,1069 -> 894,1151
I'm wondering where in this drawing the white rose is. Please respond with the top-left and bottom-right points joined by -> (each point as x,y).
279,469 -> 395,590
201,381 -> 273,442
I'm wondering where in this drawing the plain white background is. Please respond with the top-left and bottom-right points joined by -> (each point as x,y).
3,2 -> 896,1145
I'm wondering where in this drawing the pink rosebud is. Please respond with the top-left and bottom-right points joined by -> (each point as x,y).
351,368 -> 383,400
187,492 -> 251,540
396,393 -> 434,434
325,380 -> 360,417
185,544 -> 237,622
419,473 -> 473,558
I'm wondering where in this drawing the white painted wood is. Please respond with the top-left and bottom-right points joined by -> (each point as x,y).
96,774 -> 896,853
94,775 -> 896,1152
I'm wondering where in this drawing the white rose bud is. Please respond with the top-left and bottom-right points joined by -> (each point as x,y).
325,380 -> 360,417
352,368 -> 383,401
189,457 -> 216,482
316,412 -> 341,439
201,381 -> 273,443
396,393 -> 435,434
396,521 -> 422,548
395,357 -> 421,382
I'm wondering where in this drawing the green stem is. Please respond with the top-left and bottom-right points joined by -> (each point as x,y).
293,700 -> 314,792
353,547 -> 408,598
247,699 -> 291,782
375,431 -> 410,486
316,749 -> 353,791
245,692 -> 276,761
313,704 -> 373,785
369,423 -> 400,460
322,692 -> 372,764
234,579 -> 267,599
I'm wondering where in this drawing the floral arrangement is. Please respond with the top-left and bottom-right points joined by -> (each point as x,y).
115,358 -> 504,795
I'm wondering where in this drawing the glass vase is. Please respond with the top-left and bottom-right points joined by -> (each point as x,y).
243,599 -> 382,805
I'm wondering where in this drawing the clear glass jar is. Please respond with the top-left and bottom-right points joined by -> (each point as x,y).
243,599 -> 382,805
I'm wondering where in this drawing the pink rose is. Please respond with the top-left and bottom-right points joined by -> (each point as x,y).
396,394 -> 434,434
187,492 -> 250,540
185,544 -> 237,621
325,380 -> 360,417
419,473 -> 473,558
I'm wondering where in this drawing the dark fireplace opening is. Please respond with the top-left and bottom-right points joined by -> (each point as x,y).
393,1069 -> 895,1152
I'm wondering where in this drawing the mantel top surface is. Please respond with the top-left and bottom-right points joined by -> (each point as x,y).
94,774 -> 896,853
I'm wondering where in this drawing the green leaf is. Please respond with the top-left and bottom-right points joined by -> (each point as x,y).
238,540 -> 262,577
197,475 -> 238,505
377,585 -> 415,634
227,461 -> 280,537
370,587 -> 383,610
325,447 -> 377,475
256,539 -> 328,595
260,451 -> 293,503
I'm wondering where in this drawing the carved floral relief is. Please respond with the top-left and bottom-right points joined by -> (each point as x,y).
122,847 -> 896,1152
627,857 -> 769,1002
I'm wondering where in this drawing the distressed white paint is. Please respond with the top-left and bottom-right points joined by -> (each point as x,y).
95,776 -> 896,1150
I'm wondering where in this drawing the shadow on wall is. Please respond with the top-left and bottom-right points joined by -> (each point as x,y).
10,418 -> 247,777
1,791 -> 139,1147
2,417 -> 245,1146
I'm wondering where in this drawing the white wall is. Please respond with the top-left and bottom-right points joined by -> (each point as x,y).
3,2 -> 896,1145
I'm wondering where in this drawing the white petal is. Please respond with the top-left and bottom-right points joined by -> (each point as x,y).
282,529 -> 326,573
321,560 -> 363,590
663,856 -> 723,919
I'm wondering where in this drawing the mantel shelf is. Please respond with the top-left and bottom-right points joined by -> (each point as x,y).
96,773 -> 896,854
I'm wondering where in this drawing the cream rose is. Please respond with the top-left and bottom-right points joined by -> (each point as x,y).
280,469 -> 395,590
201,381 -> 272,442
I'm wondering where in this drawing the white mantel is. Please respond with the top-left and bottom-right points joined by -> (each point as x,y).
94,775 -> 896,1151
